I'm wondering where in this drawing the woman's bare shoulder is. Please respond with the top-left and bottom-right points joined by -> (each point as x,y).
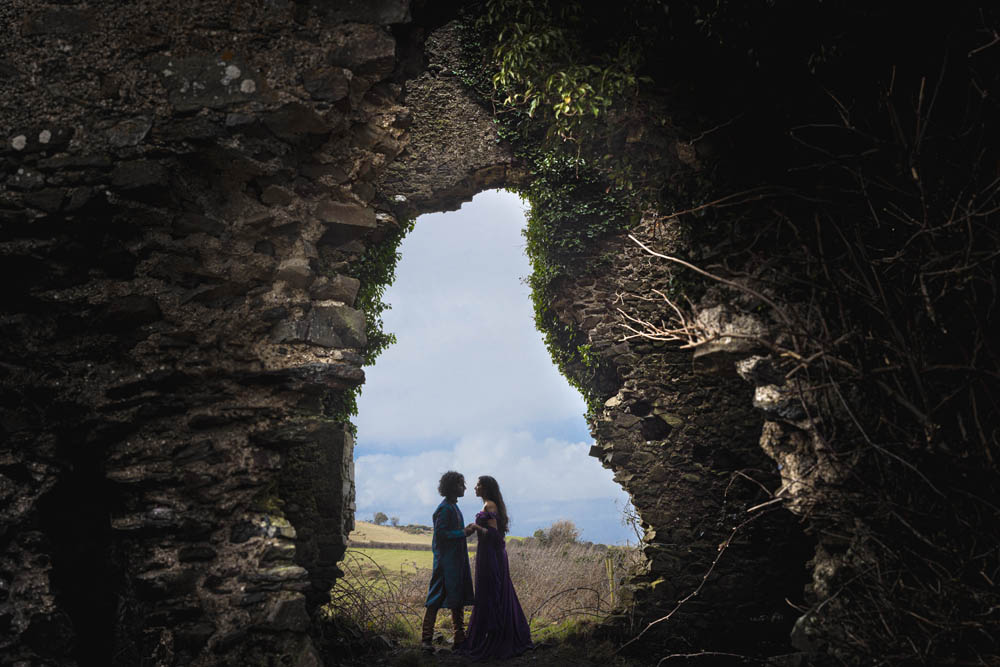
483,500 -> 498,512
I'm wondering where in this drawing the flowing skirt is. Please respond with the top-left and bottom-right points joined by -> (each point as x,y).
460,528 -> 533,660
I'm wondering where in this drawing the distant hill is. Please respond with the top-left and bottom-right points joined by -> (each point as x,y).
349,521 -> 432,546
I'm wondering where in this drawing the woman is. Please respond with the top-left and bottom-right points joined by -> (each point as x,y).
459,475 -> 533,660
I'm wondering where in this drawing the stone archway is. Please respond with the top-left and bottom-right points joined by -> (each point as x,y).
0,3 -> 810,665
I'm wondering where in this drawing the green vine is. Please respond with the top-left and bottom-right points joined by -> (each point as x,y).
324,217 -> 416,432
351,217 -> 416,367
455,9 -> 641,416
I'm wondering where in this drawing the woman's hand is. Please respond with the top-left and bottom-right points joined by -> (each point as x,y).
464,523 -> 479,536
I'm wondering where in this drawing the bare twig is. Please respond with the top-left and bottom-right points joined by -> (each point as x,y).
616,512 -> 768,654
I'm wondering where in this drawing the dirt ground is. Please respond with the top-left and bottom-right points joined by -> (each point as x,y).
347,641 -> 647,667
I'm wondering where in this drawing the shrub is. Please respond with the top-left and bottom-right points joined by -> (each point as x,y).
328,539 -> 643,648
544,519 -> 580,545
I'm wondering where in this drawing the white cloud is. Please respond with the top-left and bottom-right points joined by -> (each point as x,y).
354,429 -> 633,544
355,190 -> 585,447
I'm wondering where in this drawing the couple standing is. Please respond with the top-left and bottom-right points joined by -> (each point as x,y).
421,471 -> 533,660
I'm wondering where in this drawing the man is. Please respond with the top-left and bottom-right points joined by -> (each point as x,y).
422,470 -> 476,650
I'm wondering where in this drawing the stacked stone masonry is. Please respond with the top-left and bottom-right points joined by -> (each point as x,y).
549,222 -> 812,655
1,1 -> 827,665
1,1 -> 417,664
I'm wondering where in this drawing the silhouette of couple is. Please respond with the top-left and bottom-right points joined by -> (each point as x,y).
421,471 -> 533,660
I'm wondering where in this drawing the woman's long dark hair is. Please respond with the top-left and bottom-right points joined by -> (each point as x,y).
477,475 -> 509,535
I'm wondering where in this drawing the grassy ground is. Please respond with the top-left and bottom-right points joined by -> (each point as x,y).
348,548 -> 488,576
351,548 -> 432,575
337,621 -> 647,667
331,538 -> 644,649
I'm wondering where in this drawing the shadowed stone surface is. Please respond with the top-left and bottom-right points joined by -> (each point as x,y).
0,1 -> 902,666
0,1 -> 420,664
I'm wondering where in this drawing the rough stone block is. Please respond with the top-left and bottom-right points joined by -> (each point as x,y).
152,56 -> 259,113
249,565 -> 308,584
36,154 -> 110,170
301,163 -> 349,183
613,413 -> 641,429
276,258 -> 313,289
273,319 -> 325,347
174,622 -> 216,655
736,355 -> 784,386
22,9 -> 96,36
230,520 -> 265,544
262,595 -> 310,632
315,200 -> 375,229
261,185 -> 295,206
212,629 -> 247,654
326,24 -> 396,79
263,102 -> 329,141
317,0 -> 411,24
7,168 -> 45,191
310,275 -> 360,304
111,160 -> 168,190
64,186 -> 98,212
316,202 -> 378,247
753,384 -> 805,420
302,67 -> 352,102
175,213 -> 226,236
6,126 -> 73,155
136,569 -> 198,601
154,116 -> 223,143
262,543 -> 296,563
99,295 -> 161,331
107,115 -> 153,147
23,188 -> 65,212
311,305 -> 367,349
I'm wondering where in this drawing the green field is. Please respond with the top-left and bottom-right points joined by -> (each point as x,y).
345,547 -> 431,575
349,521 -> 432,545
342,547 -> 477,576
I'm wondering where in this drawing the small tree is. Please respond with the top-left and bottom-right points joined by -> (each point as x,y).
546,519 -> 580,544
373,511 -> 388,526
390,516 -> 399,527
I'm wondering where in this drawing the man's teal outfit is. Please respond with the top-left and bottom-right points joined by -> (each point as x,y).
425,499 -> 474,609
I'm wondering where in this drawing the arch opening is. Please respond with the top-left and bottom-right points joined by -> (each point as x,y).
326,188 -> 641,645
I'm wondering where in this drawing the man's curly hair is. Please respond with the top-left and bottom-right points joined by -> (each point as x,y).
437,471 -> 465,499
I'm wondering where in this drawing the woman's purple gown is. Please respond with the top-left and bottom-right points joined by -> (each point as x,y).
460,510 -> 533,660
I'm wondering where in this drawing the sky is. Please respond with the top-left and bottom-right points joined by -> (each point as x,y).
353,189 -> 635,545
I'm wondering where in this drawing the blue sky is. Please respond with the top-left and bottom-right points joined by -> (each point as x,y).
353,189 -> 634,545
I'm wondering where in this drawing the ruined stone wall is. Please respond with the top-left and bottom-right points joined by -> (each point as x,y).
2,2 -> 817,665
1,1 -> 415,664
543,220 -> 812,656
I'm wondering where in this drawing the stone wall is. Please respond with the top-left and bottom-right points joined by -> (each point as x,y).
1,1 -> 418,664
545,221 -> 812,656
2,1 -> 816,665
